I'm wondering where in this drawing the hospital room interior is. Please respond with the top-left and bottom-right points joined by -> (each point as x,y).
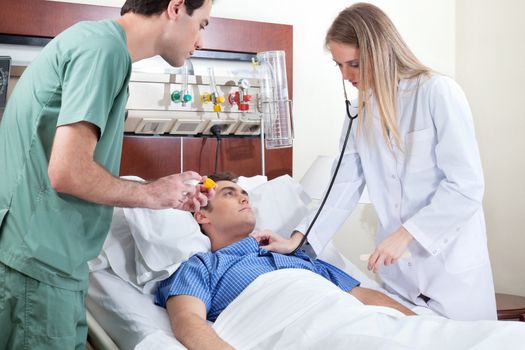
1,0 -> 525,349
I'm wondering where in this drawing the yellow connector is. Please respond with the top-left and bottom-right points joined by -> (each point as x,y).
203,178 -> 216,189
200,93 -> 212,103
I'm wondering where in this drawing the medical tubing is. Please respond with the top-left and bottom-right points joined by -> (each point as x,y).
215,138 -> 221,173
288,99 -> 358,256
210,124 -> 222,173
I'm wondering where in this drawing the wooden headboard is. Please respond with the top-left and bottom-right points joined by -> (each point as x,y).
0,1 -> 293,180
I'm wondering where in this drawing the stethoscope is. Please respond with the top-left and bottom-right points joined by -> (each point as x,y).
289,79 -> 359,257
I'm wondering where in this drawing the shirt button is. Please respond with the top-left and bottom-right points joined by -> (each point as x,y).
394,203 -> 399,208
432,250 -> 437,255
456,227 -> 461,232
443,239 -> 448,244
391,175 -> 396,179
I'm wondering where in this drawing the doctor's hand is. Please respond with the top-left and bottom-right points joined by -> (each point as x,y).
250,230 -> 304,254
368,226 -> 413,273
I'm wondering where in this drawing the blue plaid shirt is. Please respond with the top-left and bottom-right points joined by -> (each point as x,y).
155,237 -> 360,321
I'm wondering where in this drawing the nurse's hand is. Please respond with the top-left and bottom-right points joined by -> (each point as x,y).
180,186 -> 215,212
144,172 -> 214,211
368,226 -> 413,273
250,230 -> 304,254
180,177 -> 216,212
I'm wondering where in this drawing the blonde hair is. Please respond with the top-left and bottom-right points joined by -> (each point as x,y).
326,2 -> 432,149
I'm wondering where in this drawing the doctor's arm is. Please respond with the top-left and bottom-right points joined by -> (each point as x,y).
48,121 -> 209,210
166,295 -> 234,350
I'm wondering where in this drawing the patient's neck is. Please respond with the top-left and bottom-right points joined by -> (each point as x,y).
209,229 -> 251,252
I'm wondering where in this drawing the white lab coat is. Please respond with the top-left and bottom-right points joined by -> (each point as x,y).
296,74 -> 497,321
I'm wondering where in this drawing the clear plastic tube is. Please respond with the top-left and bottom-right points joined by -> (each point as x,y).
182,63 -> 189,92
208,66 -> 219,95
257,51 -> 293,149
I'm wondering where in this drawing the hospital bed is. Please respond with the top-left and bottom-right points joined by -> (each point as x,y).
85,175 -> 525,350
85,174 -> 391,349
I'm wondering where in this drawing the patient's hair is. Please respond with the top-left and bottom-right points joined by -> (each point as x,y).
121,0 -> 210,16
202,172 -> 238,212
207,172 -> 238,185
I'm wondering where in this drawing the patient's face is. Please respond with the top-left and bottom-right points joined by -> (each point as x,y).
201,180 -> 256,235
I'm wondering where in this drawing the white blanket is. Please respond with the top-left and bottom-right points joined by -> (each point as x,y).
137,269 -> 525,349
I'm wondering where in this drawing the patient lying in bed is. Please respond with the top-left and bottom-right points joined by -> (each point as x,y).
155,173 -> 414,350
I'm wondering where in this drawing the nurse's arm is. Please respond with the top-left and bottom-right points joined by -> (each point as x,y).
166,295 -> 234,350
48,121 -> 205,209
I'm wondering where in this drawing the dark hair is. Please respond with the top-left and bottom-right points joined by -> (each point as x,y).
207,172 -> 238,184
202,172 -> 238,212
121,0 -> 209,16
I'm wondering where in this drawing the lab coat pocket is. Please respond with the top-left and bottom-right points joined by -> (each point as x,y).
404,128 -> 436,173
442,216 -> 489,274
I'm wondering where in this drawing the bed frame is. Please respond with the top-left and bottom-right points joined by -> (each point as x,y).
0,0 -> 293,180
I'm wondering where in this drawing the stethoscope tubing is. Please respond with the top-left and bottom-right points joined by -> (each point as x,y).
289,80 -> 358,256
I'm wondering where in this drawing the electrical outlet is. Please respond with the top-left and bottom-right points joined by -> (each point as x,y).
204,120 -> 237,135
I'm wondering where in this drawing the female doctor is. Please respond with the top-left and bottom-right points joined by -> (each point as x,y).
253,3 -> 497,321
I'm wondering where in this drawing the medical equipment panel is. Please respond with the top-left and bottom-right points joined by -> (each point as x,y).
125,71 -> 262,137
125,51 -> 293,151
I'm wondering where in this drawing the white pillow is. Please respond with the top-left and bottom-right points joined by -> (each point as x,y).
249,175 -> 311,238
124,207 -> 210,288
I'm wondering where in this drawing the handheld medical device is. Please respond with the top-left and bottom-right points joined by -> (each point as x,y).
184,178 -> 216,189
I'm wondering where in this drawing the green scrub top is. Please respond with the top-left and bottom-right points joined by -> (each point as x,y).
0,20 -> 131,291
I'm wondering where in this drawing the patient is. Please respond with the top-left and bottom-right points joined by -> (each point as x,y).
155,173 -> 415,349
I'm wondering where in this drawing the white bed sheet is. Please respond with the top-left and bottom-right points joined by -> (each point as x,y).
87,242 -> 431,350
135,269 -> 525,350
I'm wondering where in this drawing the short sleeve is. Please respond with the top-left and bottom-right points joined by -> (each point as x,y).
154,256 -> 212,312
57,37 -> 130,135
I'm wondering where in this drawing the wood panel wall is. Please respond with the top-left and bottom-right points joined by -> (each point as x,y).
0,1 -> 293,180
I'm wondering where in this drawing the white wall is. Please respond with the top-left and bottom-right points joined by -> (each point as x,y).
456,0 -> 525,296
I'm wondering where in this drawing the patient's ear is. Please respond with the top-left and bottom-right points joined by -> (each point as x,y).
167,0 -> 184,19
194,211 -> 210,225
